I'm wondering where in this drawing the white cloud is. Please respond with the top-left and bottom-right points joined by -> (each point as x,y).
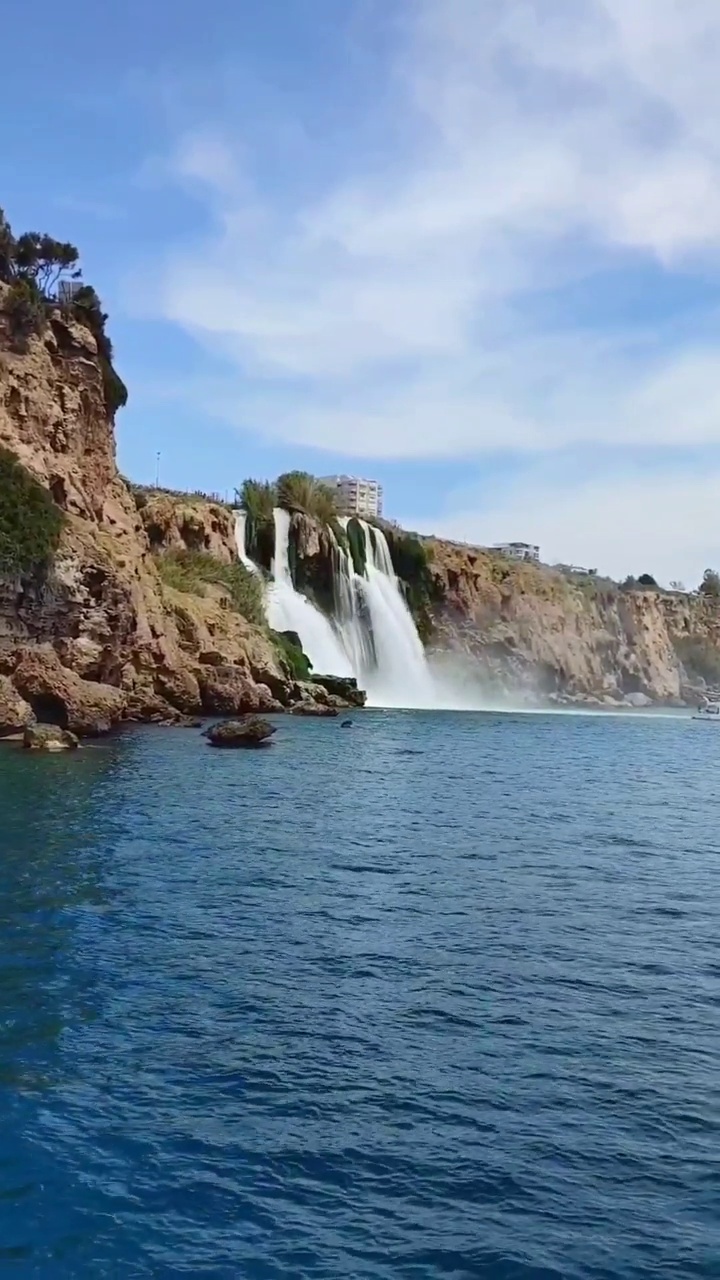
399,458 -> 720,589
149,0 -> 720,461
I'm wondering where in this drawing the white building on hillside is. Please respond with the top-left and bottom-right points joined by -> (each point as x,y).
493,541 -> 540,563
321,475 -> 384,519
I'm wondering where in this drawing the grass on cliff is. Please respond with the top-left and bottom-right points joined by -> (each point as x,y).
155,550 -> 264,626
0,447 -> 64,577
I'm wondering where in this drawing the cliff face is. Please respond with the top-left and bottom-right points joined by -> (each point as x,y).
424,539 -> 720,703
0,294 -> 318,731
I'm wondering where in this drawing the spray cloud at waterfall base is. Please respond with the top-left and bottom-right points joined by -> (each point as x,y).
234,508 -> 493,710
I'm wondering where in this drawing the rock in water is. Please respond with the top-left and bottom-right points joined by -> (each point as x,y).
341,720 -> 353,728
289,703 -> 339,718
205,718 -> 276,748
23,724 -> 80,752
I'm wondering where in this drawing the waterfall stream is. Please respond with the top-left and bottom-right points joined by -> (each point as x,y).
233,506 -> 439,707
267,509 -> 353,677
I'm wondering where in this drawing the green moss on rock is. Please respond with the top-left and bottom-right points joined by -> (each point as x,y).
0,447 -> 64,577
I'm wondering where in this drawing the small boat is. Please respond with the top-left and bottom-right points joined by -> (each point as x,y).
693,698 -> 720,721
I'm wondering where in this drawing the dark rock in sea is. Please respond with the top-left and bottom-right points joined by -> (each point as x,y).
205,718 -> 276,748
341,720 -> 353,728
290,703 -> 339,718
23,724 -> 80,752
310,674 -> 367,707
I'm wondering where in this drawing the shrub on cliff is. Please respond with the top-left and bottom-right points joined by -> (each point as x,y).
0,447 -> 64,577
155,550 -> 264,625
271,629 -> 312,680
700,569 -> 720,598
4,278 -> 46,349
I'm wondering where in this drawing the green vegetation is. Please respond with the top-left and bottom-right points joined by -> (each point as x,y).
0,446 -> 64,577
271,629 -> 312,680
384,528 -> 441,642
239,478 -> 277,571
276,471 -> 338,522
0,206 -> 126,415
346,517 -> 367,577
154,550 -> 264,625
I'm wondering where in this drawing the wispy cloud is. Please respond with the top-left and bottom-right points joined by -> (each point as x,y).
147,0 -> 720,461
399,453 -> 720,589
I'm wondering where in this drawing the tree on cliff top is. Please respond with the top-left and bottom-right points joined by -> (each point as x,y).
13,232 -> 80,297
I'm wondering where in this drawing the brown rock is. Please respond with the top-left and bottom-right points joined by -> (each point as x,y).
155,667 -> 202,714
204,717 -> 276,748
11,646 -> 125,736
0,674 -> 34,737
289,702 -> 340,718
199,665 -> 283,715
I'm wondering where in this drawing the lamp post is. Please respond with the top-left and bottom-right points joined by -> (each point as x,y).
155,452 -> 161,488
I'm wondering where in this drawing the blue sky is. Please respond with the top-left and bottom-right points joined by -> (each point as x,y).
3,0 -> 720,585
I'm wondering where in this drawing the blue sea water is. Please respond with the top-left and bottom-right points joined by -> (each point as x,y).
0,709 -> 718,1279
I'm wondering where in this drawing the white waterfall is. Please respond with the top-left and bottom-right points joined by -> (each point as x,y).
356,523 -> 437,708
234,504 -> 442,706
233,511 -> 260,575
266,508 -> 353,677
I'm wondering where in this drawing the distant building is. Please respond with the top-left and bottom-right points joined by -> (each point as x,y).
321,475 -> 384,520
493,541 -> 540,564
556,563 -> 597,577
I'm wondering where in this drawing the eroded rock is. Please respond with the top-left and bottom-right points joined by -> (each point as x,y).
0,675 -> 34,737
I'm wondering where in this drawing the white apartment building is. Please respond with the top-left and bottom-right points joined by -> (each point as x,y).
321,475 -> 384,519
493,541 -> 540,564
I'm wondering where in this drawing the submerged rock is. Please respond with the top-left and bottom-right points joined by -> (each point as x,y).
23,724 -> 80,752
341,719 -> 353,728
290,702 -> 339,718
204,717 -> 276,748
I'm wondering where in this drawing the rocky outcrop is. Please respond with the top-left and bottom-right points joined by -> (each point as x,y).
423,540 -> 720,704
9,645 -> 125,735
310,674 -> 366,707
0,288 -> 350,732
134,491 -> 237,563
0,674 -> 33,737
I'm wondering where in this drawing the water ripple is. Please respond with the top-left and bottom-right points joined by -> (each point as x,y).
0,711 -> 719,1277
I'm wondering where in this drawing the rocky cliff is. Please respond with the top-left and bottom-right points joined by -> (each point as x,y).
422,539 -> 720,704
0,287 -> 357,735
